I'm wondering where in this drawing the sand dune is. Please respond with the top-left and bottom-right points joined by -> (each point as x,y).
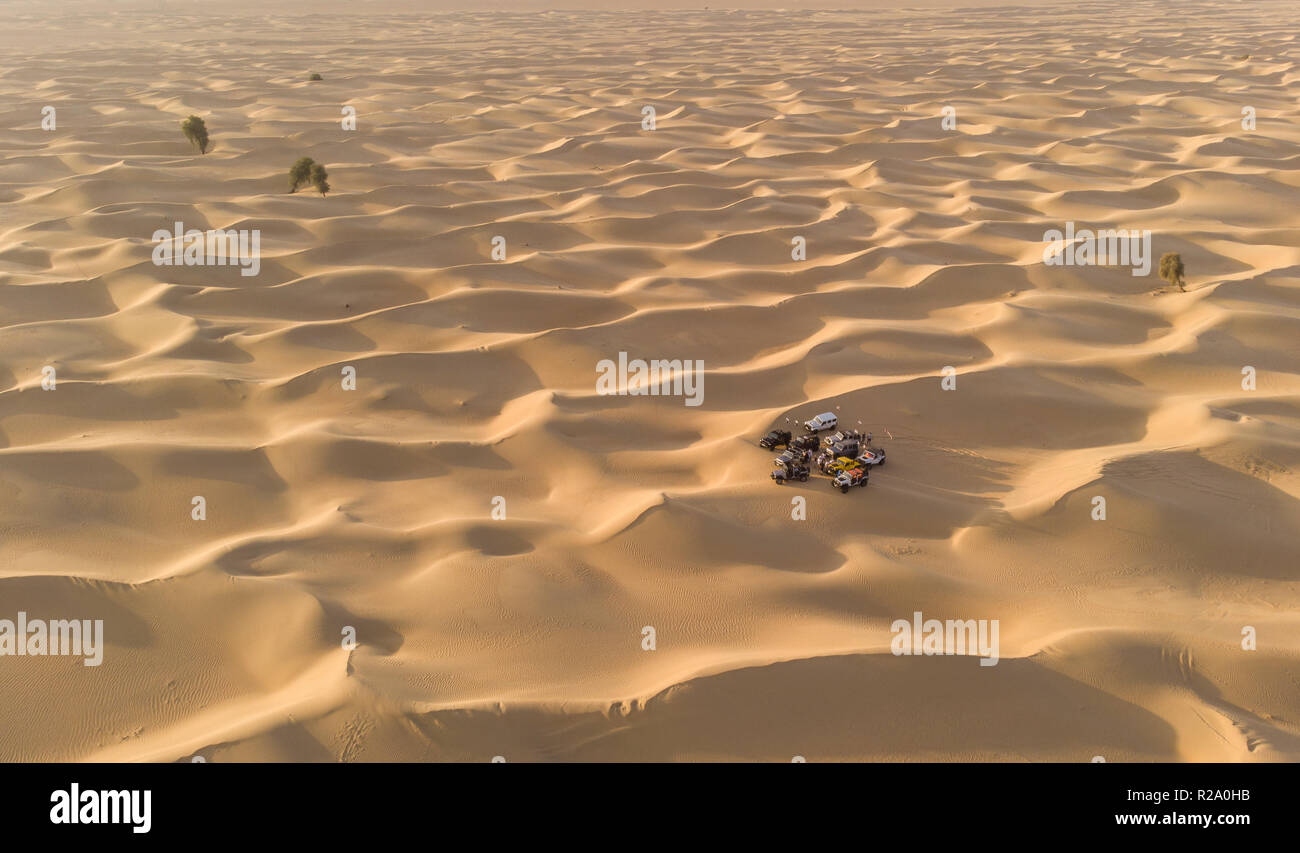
2,0 -> 1299,762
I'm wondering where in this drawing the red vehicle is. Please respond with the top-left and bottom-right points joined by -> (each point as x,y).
858,447 -> 886,467
832,466 -> 868,493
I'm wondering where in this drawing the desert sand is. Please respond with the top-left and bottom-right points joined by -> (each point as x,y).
1,0 -> 1299,762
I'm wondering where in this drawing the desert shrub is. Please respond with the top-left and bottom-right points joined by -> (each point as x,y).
289,157 -> 315,193
310,163 -> 330,196
1159,252 -> 1186,292
180,115 -> 209,154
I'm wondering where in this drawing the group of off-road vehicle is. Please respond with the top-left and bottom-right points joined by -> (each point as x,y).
759,411 -> 887,493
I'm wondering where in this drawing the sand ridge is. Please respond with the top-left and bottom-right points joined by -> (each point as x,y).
1,1 -> 1299,761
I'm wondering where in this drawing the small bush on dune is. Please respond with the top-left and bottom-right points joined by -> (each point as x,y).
309,72 -> 323,81
289,157 -> 315,192
288,158 -> 331,196
310,163 -> 330,197
1159,252 -> 1186,292
180,115 -> 209,154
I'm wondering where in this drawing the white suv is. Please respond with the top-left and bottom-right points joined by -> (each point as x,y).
803,412 -> 837,432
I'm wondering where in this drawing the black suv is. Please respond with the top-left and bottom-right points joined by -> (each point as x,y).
771,462 -> 810,484
791,434 -> 821,452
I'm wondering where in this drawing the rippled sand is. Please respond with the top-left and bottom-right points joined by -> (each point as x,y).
1,0 -> 1299,761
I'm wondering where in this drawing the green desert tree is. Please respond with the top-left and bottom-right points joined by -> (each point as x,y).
310,163 -> 330,197
309,72 -> 323,81
1159,252 -> 1186,292
289,157 -> 315,193
180,115 -> 209,154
